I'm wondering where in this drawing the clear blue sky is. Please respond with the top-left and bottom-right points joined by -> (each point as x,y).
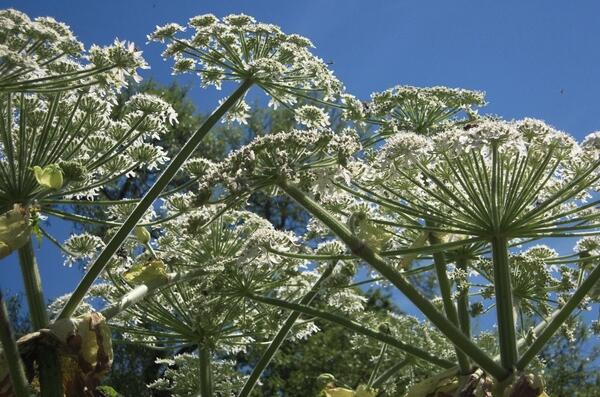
2,1 -> 600,317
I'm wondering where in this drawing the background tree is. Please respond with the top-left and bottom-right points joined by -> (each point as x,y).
540,319 -> 600,397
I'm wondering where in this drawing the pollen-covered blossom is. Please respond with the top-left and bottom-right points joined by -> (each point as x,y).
462,120 -> 525,155
219,96 -> 251,125
148,13 -> 344,110
124,93 -> 179,125
87,39 -> 148,88
579,130 -> 600,165
575,236 -> 600,256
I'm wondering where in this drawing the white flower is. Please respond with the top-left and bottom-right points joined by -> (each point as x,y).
295,105 -> 330,129
379,131 -> 432,166
62,234 -> 106,268
148,13 -> 344,107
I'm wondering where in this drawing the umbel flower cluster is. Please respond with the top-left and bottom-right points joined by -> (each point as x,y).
0,8 -> 598,397
0,9 -> 147,93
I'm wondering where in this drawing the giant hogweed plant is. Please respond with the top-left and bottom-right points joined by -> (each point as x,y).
0,8 -> 344,397
0,7 -> 597,397
188,106 -> 600,394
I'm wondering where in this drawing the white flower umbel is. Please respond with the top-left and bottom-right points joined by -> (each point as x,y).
0,90 -> 176,207
295,105 -> 330,129
363,85 -> 485,136
0,9 -> 147,93
100,209 -> 328,352
148,13 -> 344,120
195,128 -> 360,198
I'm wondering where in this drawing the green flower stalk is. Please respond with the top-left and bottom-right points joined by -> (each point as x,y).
236,263 -> 336,397
276,180 -> 507,380
428,228 -> 471,374
59,12 -> 343,322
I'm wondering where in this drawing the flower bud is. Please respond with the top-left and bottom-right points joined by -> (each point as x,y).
33,164 -> 64,190
134,226 -> 151,244
58,160 -> 88,182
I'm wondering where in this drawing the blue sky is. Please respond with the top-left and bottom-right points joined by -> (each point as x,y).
2,0 -> 600,328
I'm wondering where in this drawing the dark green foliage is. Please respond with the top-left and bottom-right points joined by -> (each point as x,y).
106,339 -> 169,397
3,292 -> 30,336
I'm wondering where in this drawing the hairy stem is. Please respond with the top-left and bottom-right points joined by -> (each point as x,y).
0,292 -> 30,397
18,241 -> 47,329
18,240 -> 63,397
278,180 -> 508,380
428,230 -> 471,374
198,348 -> 212,397
490,236 -> 518,371
57,79 -> 253,320
237,264 -> 335,397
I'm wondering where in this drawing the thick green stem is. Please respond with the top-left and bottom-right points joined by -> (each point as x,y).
0,292 -> 30,397
18,240 -> 63,397
456,257 -> 471,339
248,293 -> 454,369
18,241 -> 47,329
58,79 -> 253,320
428,231 -> 471,374
237,264 -> 335,397
490,236 -> 518,371
198,348 -> 212,397
279,180 -> 507,380
516,261 -> 600,370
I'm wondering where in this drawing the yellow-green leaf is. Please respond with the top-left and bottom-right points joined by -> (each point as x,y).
122,259 -> 168,286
